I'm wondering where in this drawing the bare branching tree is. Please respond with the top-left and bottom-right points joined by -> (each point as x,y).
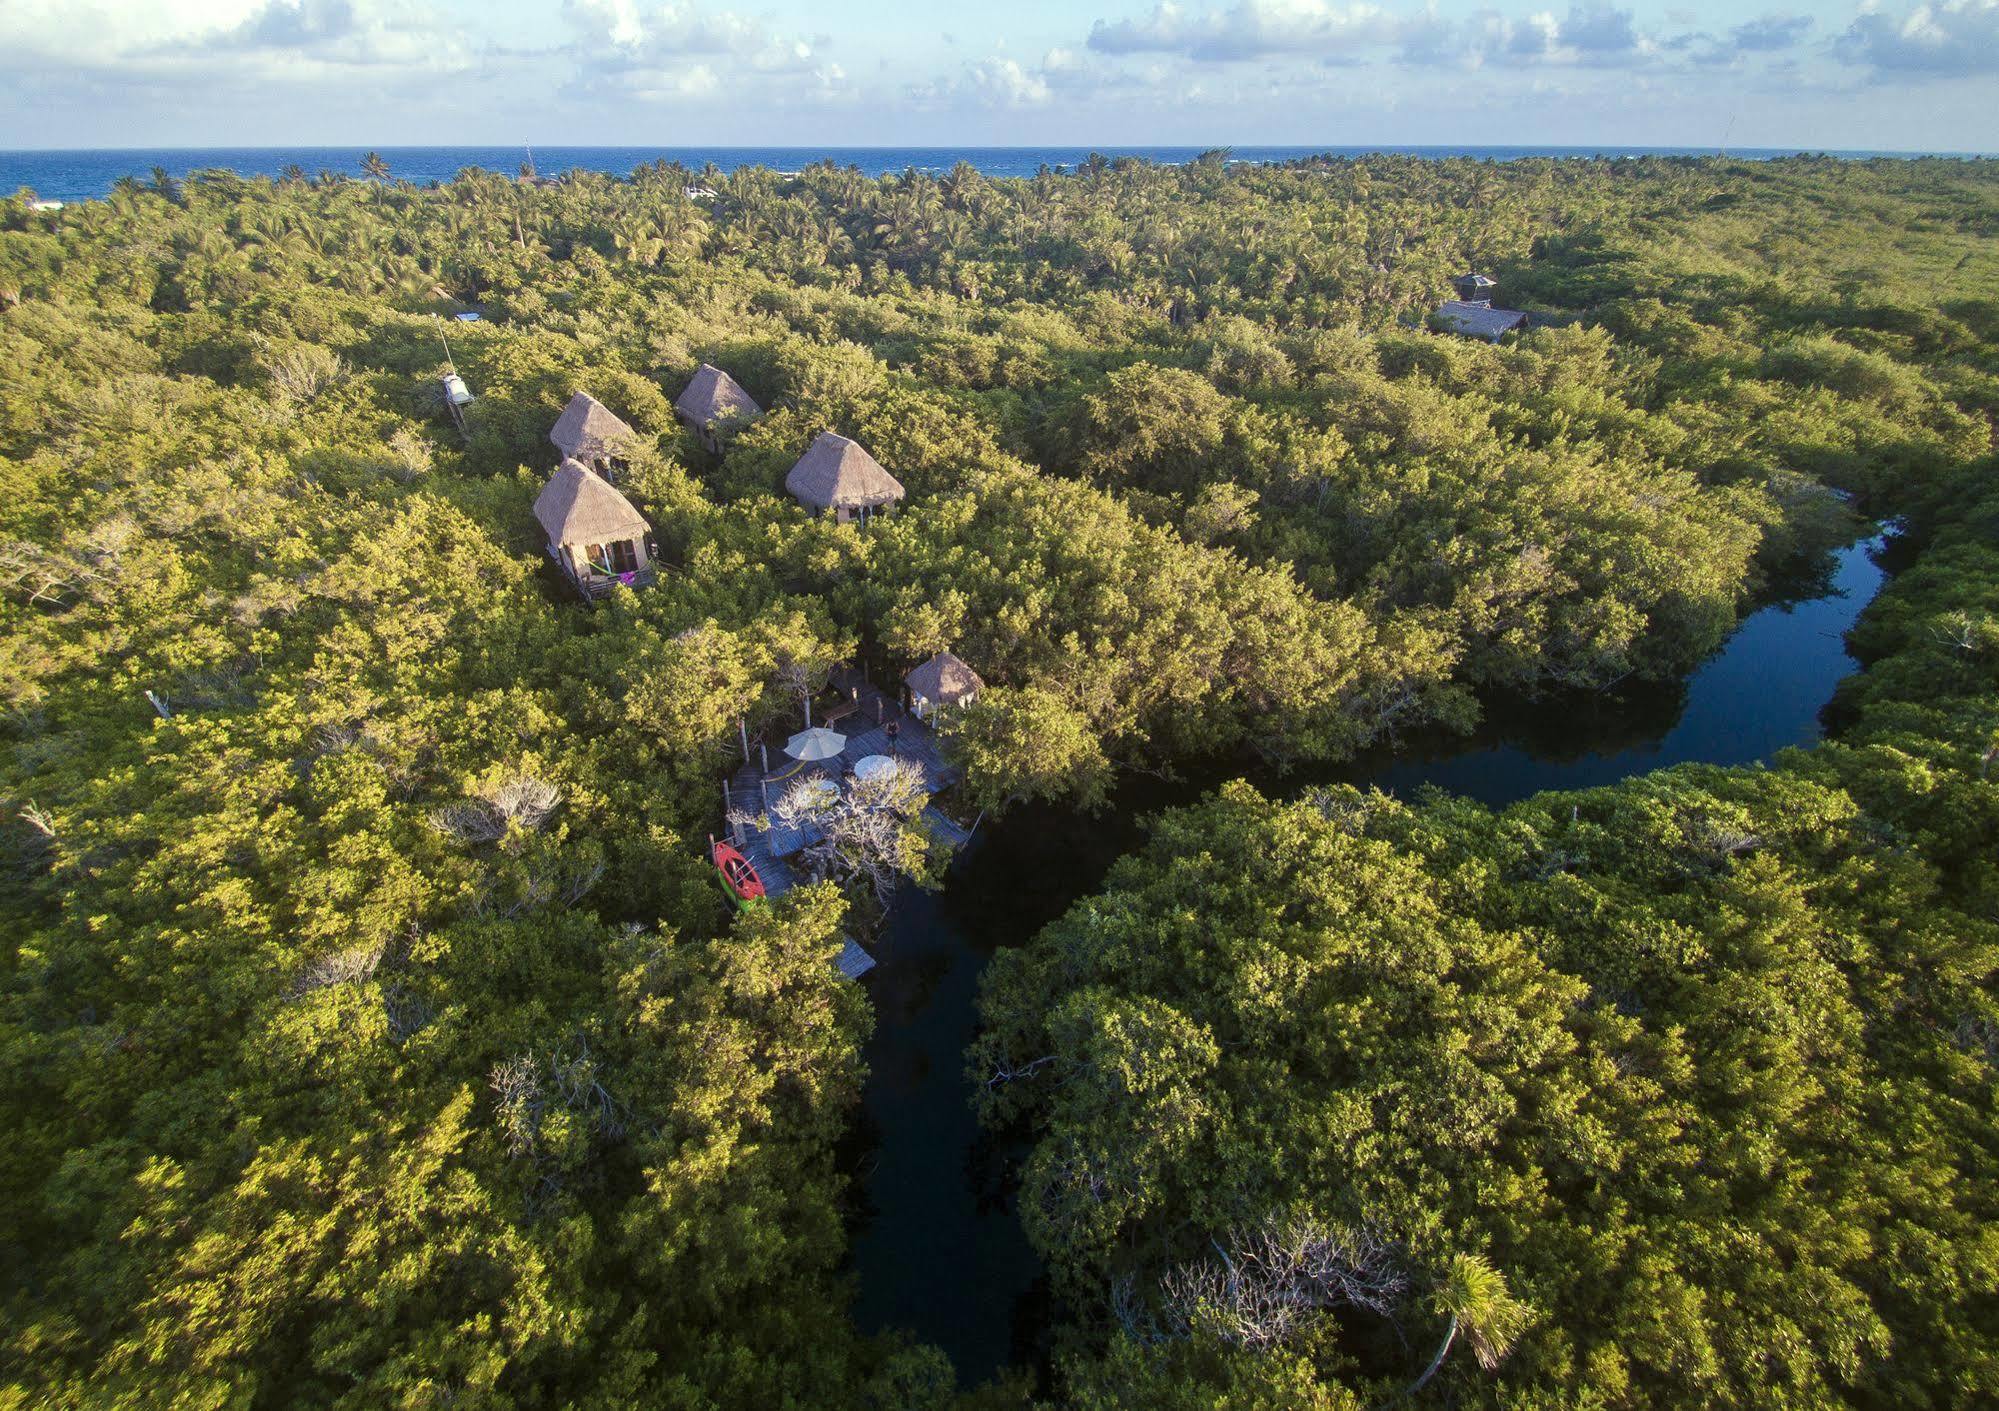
1931,610 -> 1989,656
0,540 -> 109,609
983,1053 -> 1058,1089
473,850 -> 604,919
489,1041 -> 631,1203
489,774 -> 561,829
18,801 -> 56,842
773,651 -> 834,722
383,427 -> 433,482
751,760 -> 934,905
287,940 -> 385,998
1677,809 -> 1763,874
490,1053 -> 546,1160
1157,1218 -> 1407,1352
382,983 -> 436,1043
259,340 -> 348,405
430,771 -> 561,845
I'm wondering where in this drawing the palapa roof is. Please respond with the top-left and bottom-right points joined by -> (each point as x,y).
549,391 -> 637,462
785,432 -> 905,511
1434,300 -> 1528,341
905,650 -> 983,704
534,459 -> 650,545
674,364 -> 762,428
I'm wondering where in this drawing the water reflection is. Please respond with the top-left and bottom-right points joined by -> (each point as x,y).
843,535 -> 1888,1386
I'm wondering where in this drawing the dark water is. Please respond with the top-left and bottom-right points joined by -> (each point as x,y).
1358,536 -> 1888,803
2,145 -> 1967,204
842,534 -> 1888,1386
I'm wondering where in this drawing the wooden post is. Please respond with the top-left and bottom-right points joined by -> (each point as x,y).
804,696 -> 812,728
760,777 -> 769,808
760,742 -> 769,774
739,716 -> 750,764
875,698 -> 883,724
724,779 -> 731,825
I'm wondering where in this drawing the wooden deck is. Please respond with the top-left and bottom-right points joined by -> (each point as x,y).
836,937 -> 878,980
719,667 -> 967,910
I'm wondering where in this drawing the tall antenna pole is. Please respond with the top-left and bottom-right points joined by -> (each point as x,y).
436,318 -> 455,374
524,139 -> 537,181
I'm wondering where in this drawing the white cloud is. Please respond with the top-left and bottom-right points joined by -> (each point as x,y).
908,54 -> 1065,109
0,0 -> 471,89
1731,14 -> 1814,52
0,1 -> 264,62
1836,0 -> 1999,75
1089,1 -> 1404,61
970,57 -> 1053,105
559,0 -> 844,101
1082,1 -> 1819,71
0,0 -> 1991,150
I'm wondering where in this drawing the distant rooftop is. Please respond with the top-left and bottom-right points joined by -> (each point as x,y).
675,363 -> 762,429
1434,300 -> 1528,341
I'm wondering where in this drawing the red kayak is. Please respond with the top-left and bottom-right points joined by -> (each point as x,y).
711,839 -> 767,904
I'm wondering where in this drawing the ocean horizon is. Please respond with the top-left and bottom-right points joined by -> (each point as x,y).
5,143 -> 1987,204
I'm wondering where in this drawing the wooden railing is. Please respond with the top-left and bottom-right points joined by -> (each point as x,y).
578,564 -> 657,600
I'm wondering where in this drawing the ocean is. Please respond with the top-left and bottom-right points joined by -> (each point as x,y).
0,144 -> 1972,204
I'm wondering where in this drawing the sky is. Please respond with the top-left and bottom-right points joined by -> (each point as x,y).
1,0 -> 1996,153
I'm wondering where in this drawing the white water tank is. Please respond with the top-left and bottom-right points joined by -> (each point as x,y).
442,373 -> 475,407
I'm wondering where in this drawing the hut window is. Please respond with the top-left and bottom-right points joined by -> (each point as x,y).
606,540 -> 638,573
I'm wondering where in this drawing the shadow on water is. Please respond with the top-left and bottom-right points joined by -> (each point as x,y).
841,534 -> 1890,1388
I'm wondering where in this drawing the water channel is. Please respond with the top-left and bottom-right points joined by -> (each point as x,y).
842,533 -> 1890,1385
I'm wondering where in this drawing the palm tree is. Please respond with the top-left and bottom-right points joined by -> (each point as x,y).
361,151 -> 391,185
1404,1254 -> 1529,1398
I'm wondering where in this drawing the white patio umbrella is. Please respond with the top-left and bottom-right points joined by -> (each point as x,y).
852,754 -> 896,784
783,726 -> 847,762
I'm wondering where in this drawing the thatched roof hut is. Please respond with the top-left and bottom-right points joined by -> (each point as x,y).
1433,300 -> 1527,342
785,433 -> 905,521
535,459 -> 649,546
534,459 -> 655,599
674,364 -> 762,446
549,391 -> 637,466
905,651 -> 983,718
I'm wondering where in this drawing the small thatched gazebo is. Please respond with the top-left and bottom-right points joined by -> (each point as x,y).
785,432 -> 904,523
534,458 -> 655,599
549,391 -> 637,473
674,364 -> 762,452
905,650 -> 983,721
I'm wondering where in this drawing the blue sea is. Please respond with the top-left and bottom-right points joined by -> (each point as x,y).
0,144 -> 1972,203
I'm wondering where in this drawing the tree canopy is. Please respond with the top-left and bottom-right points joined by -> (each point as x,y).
2,149 -> 1996,1407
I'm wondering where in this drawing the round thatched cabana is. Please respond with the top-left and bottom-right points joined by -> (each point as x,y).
674,364 -> 762,452
904,650 -> 983,721
549,391 -> 637,472
534,458 -> 654,599
785,432 -> 905,523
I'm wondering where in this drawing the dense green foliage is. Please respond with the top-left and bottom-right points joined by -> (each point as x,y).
1,151 -> 1994,1406
972,159 -> 1999,1405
